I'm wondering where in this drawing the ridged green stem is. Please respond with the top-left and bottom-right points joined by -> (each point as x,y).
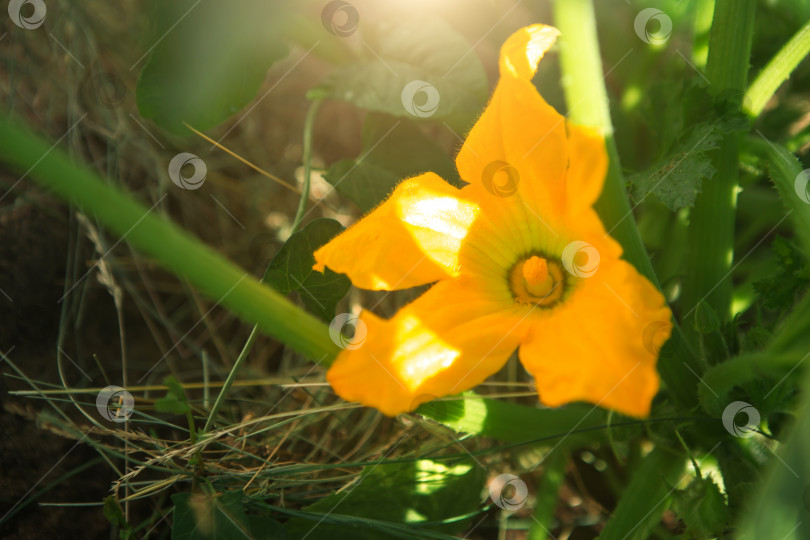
681,0 -> 756,322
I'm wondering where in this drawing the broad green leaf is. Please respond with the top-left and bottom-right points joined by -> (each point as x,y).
171,491 -> 286,540
263,218 -> 350,321
312,16 -> 487,128
415,391 -> 640,446
136,0 -> 290,134
629,122 -> 721,211
284,459 -> 483,540
323,113 -> 460,212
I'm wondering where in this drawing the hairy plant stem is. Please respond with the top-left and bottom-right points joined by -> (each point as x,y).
0,116 -> 340,375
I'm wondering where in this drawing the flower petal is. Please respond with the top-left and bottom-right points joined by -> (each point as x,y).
456,25 -> 567,218
326,276 -> 528,416
518,259 -> 672,417
313,173 -> 479,291
455,25 -> 608,233
564,124 -> 608,215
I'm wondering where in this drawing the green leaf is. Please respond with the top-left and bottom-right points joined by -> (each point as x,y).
323,113 -> 460,212
154,394 -> 190,416
171,491 -> 287,540
672,476 -> 729,538
103,496 -> 132,539
629,122 -> 721,211
154,375 -> 192,415
694,300 -> 721,335
284,459 -> 483,540
136,0 -> 290,134
415,391 -> 634,446
263,219 -> 350,321
753,236 -> 810,311
313,16 -> 487,128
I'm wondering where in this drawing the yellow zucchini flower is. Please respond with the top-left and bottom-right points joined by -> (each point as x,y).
313,24 -> 672,417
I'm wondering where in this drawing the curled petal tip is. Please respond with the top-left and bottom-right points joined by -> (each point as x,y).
500,24 -> 560,80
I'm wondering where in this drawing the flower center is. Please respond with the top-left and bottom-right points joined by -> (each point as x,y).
509,254 -> 565,307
